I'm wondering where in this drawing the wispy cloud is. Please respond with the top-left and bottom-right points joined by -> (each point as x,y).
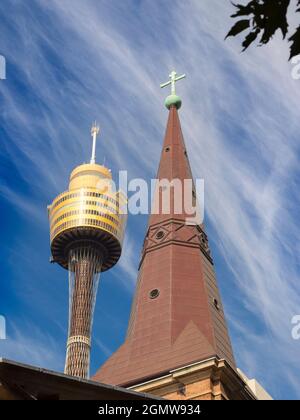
114,228 -> 140,290
0,320 -> 64,372
93,337 -> 112,358
0,183 -> 45,224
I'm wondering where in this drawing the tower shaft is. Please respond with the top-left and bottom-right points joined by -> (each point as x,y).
65,246 -> 102,378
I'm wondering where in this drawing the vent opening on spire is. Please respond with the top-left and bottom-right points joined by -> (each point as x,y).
149,289 -> 160,299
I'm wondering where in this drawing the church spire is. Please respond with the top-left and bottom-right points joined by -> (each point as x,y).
94,72 -> 238,396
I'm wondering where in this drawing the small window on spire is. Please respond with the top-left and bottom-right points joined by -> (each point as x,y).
156,230 -> 165,240
165,147 -> 170,152
149,289 -> 160,299
213,298 -> 220,311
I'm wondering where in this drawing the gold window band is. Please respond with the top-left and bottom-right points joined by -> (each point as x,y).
51,190 -> 120,210
49,200 -> 120,222
50,217 -> 123,242
50,208 -> 121,229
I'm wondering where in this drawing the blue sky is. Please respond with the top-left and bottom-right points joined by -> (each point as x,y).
0,0 -> 300,400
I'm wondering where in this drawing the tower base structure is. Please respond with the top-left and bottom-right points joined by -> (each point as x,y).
128,358 -> 256,400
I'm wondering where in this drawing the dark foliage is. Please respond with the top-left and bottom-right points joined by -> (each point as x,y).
226,0 -> 300,59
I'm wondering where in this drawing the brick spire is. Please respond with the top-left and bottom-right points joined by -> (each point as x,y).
94,105 -> 236,387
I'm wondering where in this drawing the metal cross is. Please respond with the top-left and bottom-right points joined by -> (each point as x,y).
160,70 -> 186,96
90,121 -> 100,164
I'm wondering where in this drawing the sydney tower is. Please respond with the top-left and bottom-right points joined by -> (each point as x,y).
48,123 -> 126,379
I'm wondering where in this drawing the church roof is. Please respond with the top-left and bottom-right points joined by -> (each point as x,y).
0,359 -> 160,400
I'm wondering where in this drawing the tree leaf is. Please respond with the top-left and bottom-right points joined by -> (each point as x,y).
289,25 -> 300,59
231,1 -> 256,18
258,0 -> 290,44
227,0 -> 291,55
242,29 -> 260,51
225,19 -> 250,39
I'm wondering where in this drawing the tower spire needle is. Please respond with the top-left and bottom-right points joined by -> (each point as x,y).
90,121 -> 100,164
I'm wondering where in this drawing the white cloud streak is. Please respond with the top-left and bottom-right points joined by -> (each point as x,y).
0,321 -> 64,372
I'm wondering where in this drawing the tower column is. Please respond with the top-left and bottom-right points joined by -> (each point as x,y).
65,245 -> 103,378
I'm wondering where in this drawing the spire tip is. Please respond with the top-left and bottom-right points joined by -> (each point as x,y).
90,121 -> 100,164
160,70 -> 186,109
